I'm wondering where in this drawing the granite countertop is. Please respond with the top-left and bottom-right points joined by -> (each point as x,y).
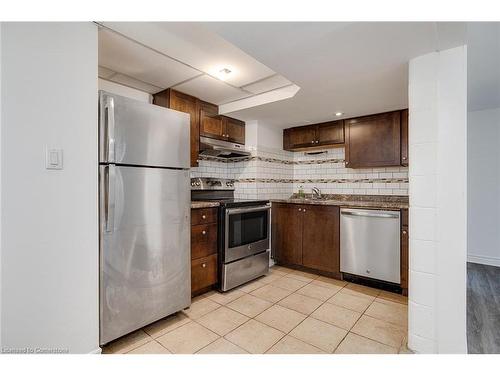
191,201 -> 220,209
271,194 -> 409,210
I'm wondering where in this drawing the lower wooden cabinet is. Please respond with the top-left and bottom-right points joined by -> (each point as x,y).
401,209 -> 409,296
191,254 -> 218,294
191,207 -> 218,295
272,203 -> 340,277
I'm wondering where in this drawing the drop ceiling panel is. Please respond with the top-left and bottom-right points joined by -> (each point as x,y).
106,74 -> 163,94
173,75 -> 251,105
100,22 -> 276,87
98,28 -> 200,90
242,74 -> 292,94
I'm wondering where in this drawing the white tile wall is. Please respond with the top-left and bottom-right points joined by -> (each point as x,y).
191,145 -> 408,199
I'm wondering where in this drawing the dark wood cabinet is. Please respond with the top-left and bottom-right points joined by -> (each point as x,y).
200,111 -> 245,145
200,109 -> 224,139
401,109 -> 409,167
344,111 -> 401,168
153,89 -> 200,167
283,120 -> 344,151
272,203 -> 340,277
401,208 -> 409,296
302,205 -> 340,274
223,117 -> 245,144
191,207 -> 218,296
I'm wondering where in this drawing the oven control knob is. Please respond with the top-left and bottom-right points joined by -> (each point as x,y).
195,181 -> 201,186
191,181 -> 195,186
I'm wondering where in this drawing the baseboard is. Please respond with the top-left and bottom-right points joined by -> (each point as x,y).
467,254 -> 500,267
89,347 -> 102,354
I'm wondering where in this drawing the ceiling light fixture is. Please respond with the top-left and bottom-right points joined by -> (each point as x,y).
216,67 -> 232,80
335,112 -> 344,117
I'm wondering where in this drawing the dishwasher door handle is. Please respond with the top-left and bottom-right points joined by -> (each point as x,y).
341,211 -> 399,219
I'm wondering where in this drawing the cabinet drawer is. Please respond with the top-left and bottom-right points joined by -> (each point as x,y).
192,207 -> 217,225
191,223 -> 217,259
191,254 -> 218,293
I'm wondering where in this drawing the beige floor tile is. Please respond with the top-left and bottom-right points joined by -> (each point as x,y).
266,335 -> 326,354
364,300 -> 408,327
269,265 -> 294,274
311,303 -> 362,330
289,317 -> 348,353
378,291 -> 408,305
334,333 -> 398,354
238,280 -> 266,293
326,290 -> 374,313
127,340 -> 172,354
295,283 -> 339,301
287,270 -> 320,282
250,284 -> 292,303
255,305 -> 307,333
227,294 -> 273,317
259,273 -> 284,284
207,289 -> 246,305
197,338 -> 248,354
156,321 -> 219,354
268,268 -> 288,277
225,319 -> 284,354
196,306 -> 249,336
102,329 -> 152,354
277,293 -> 323,315
143,312 -> 191,339
343,283 -> 381,297
351,315 -> 406,348
314,276 -> 348,288
271,276 -> 309,291
183,297 -> 221,319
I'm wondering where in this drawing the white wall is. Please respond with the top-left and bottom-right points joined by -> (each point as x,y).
244,120 -> 283,150
408,46 -> 467,354
0,23 -> 99,353
467,107 -> 500,266
98,78 -> 152,103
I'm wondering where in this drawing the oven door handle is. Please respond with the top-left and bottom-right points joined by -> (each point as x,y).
225,205 -> 271,215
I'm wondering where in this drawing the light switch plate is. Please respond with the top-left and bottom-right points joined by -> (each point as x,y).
46,148 -> 63,170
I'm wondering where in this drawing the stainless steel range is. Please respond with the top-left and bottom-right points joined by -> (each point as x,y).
191,177 -> 270,291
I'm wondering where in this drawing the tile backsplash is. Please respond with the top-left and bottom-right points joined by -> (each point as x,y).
190,146 -> 408,200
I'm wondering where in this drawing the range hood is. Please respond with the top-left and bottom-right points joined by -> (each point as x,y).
199,136 -> 251,159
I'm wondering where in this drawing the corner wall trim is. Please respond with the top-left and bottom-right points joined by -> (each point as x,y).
467,254 -> 500,267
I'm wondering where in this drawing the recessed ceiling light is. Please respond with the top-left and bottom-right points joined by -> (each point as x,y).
216,68 -> 232,80
335,112 -> 344,117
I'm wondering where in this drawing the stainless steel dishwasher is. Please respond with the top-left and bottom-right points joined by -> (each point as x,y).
340,208 -> 400,284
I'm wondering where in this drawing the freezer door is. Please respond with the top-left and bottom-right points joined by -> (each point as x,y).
99,165 -> 191,345
99,90 -> 190,168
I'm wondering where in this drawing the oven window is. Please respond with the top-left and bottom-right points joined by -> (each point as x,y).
228,210 -> 268,248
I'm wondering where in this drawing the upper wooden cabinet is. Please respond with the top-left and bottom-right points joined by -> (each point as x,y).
272,203 -> 340,277
400,109 -> 409,167
153,89 -> 200,167
153,89 -> 246,166
283,120 -> 344,151
344,111 -> 401,168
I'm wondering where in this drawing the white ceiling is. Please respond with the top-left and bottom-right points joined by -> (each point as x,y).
204,22 -> 468,127
467,22 -> 500,112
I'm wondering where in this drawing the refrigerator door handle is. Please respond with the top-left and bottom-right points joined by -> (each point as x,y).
105,165 -> 116,232
105,96 -> 116,163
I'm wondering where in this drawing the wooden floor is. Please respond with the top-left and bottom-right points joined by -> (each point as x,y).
467,262 -> 500,354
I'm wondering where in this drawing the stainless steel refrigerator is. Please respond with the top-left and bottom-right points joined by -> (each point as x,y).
98,90 -> 191,345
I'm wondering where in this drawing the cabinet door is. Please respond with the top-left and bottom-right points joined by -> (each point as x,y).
191,254 -> 217,295
200,110 -> 224,139
401,109 -> 408,166
223,117 -> 245,144
317,121 -> 344,146
345,111 -> 401,168
153,89 -> 199,167
284,126 -> 317,150
271,203 -> 303,265
302,205 -> 340,274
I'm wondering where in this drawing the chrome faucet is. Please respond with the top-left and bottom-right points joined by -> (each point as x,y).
312,187 -> 322,199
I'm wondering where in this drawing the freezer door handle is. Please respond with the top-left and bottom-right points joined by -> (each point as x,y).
105,165 -> 116,232
105,96 -> 116,163
341,210 -> 399,219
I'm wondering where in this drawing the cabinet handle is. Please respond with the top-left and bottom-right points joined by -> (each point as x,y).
298,208 -> 302,212
303,209 -> 306,212
402,230 -> 407,235
403,156 -> 407,160
202,214 -> 206,219
315,140 -> 319,144
311,140 -> 314,144
202,230 -> 207,235
202,263 -> 207,268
